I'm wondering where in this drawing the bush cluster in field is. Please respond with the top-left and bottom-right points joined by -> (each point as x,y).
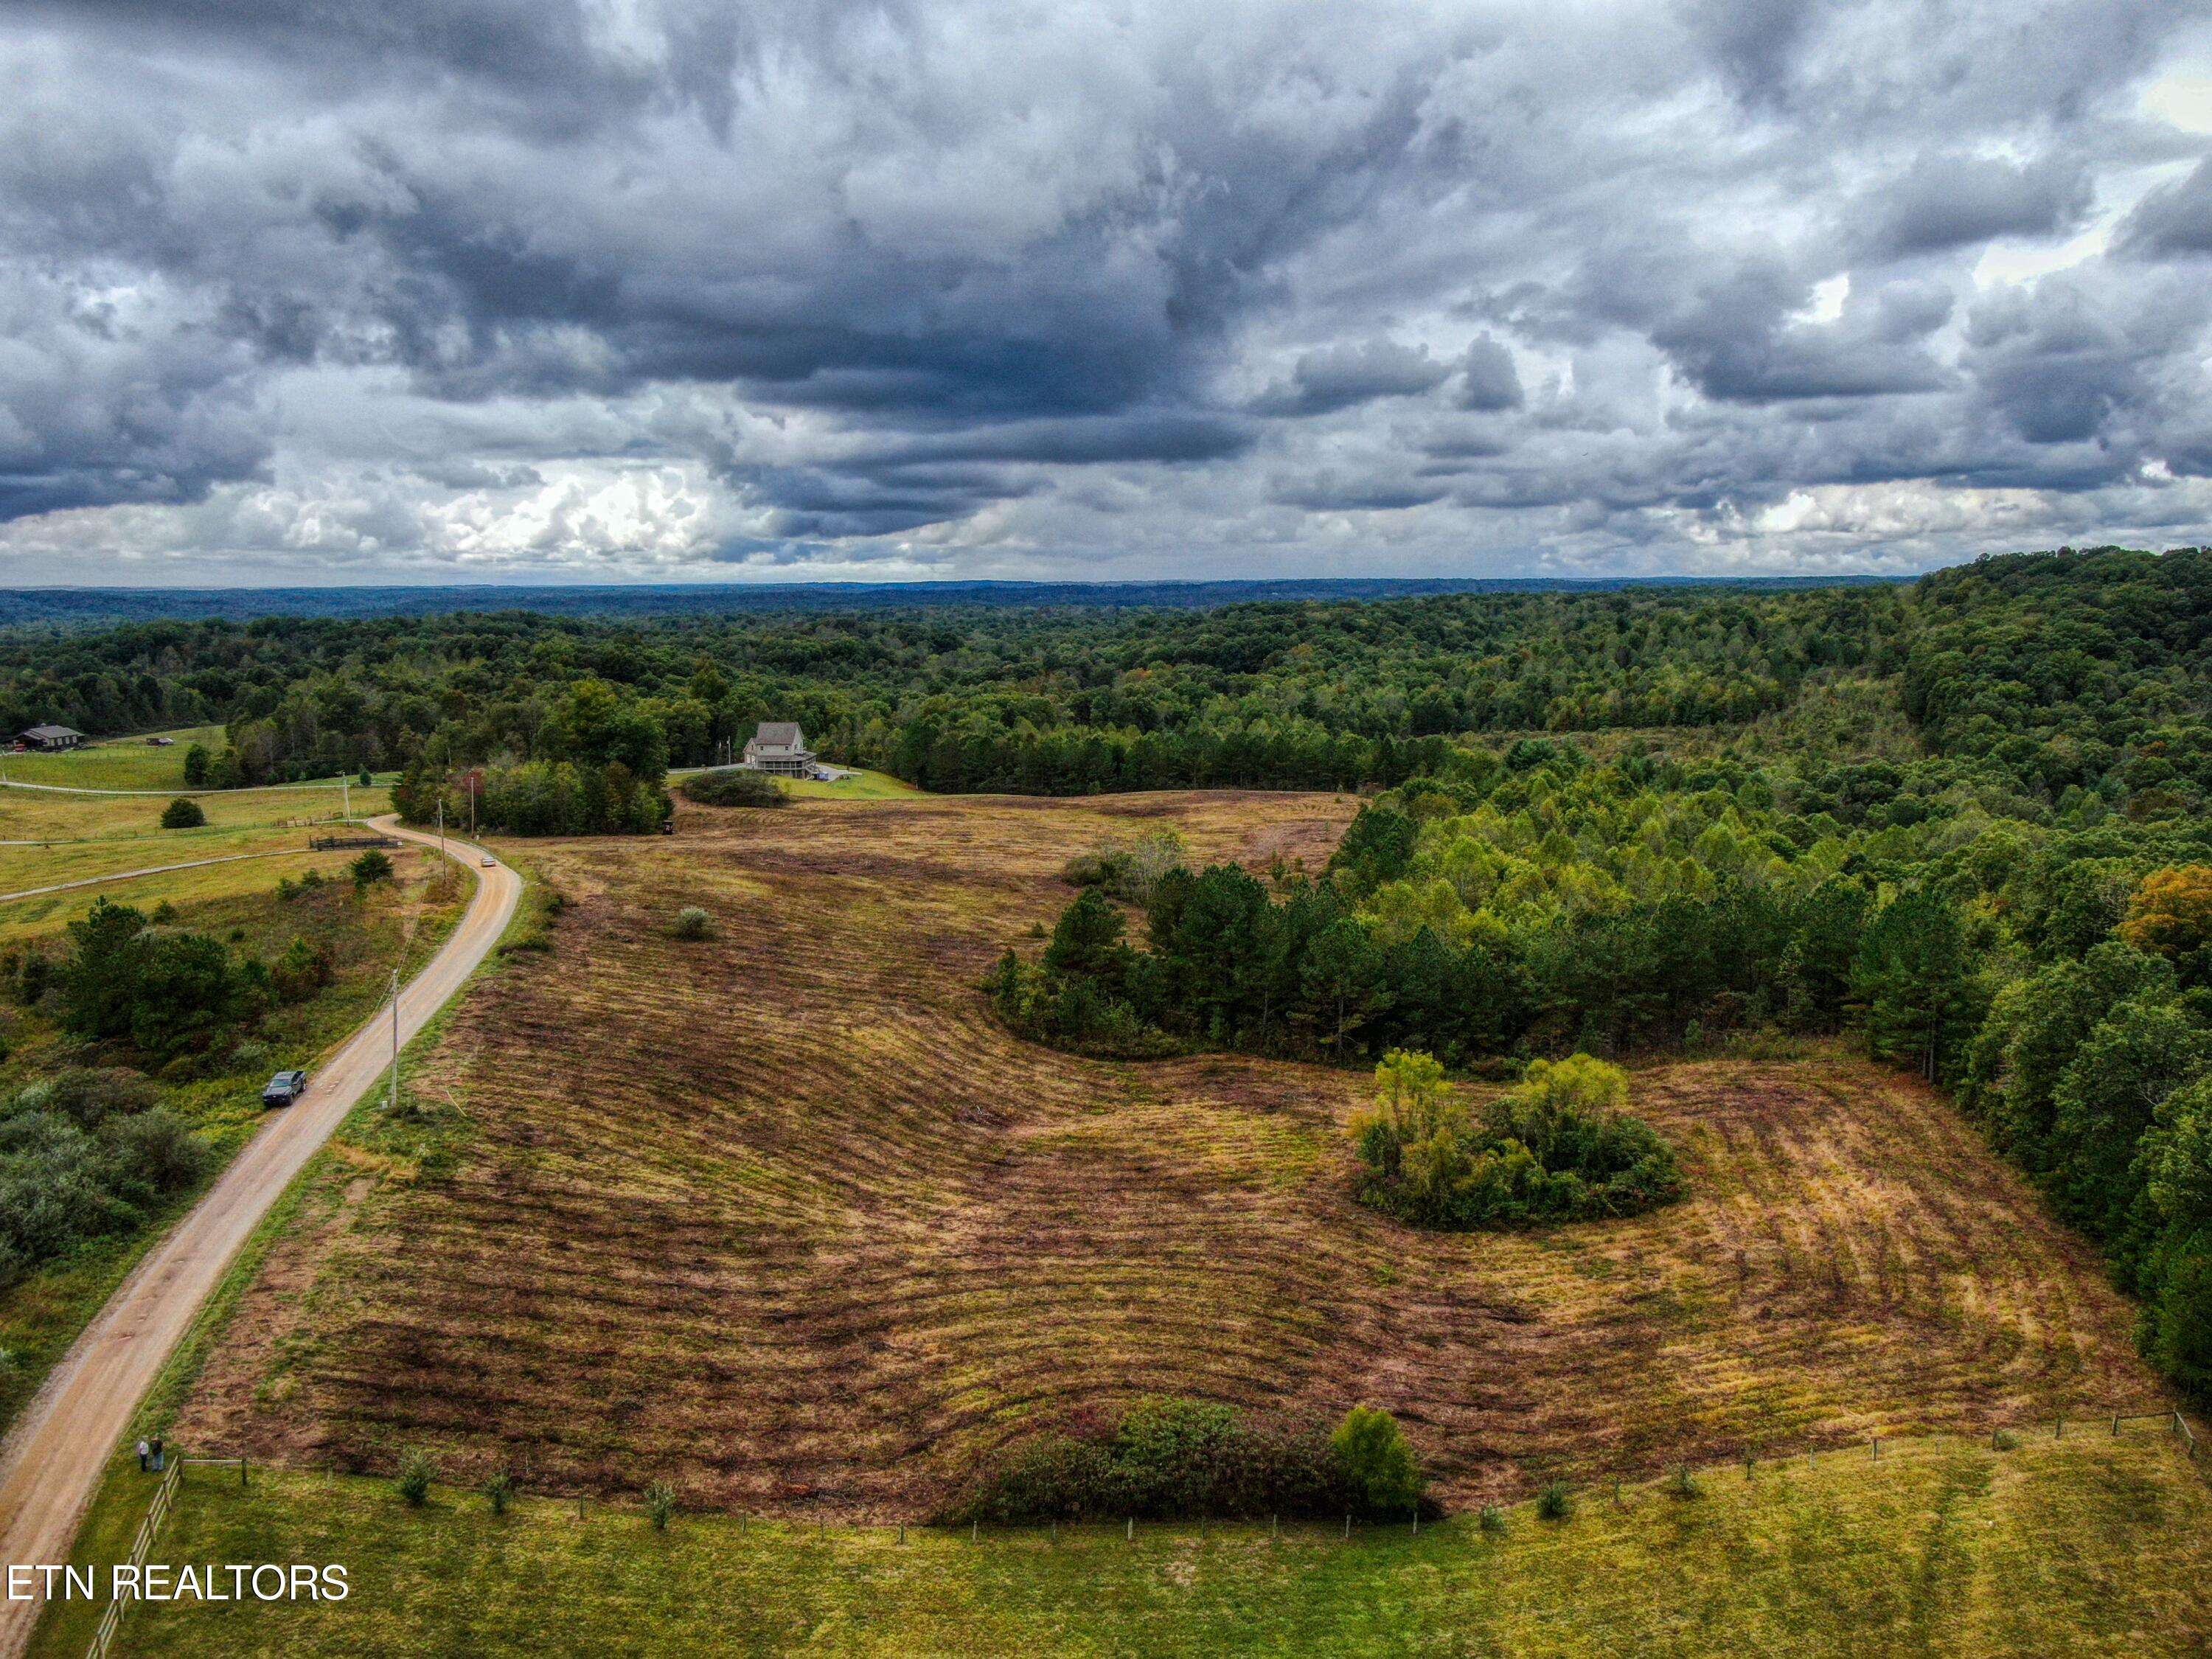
942,1398 -> 1426,1525
0,1068 -> 205,1293
680,768 -> 785,808
1352,1050 -> 1683,1228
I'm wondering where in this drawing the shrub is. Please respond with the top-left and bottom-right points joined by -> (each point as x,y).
483,1472 -> 515,1514
1477,1504 -> 1506,1536
159,797 -> 205,830
1352,1051 -> 1684,1229
644,1481 -> 675,1530
1062,831 -> 1187,905
271,937 -> 335,1003
351,849 -> 394,889
672,907 -> 713,941
942,1397 -> 1419,1525
680,768 -> 785,808
1991,1429 -> 2020,1451
396,1450 -> 434,1506
1536,1479 -> 1573,1521
29,1068 -> 161,1130
1330,1406 -> 1423,1514
1670,1466 -> 1702,1500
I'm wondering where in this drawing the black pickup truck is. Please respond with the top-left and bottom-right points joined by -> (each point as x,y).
261,1069 -> 309,1108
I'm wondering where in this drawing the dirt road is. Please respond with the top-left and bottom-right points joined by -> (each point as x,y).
0,819 -> 520,1655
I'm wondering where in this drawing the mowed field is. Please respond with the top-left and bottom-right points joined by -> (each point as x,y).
0,726 -> 226,790
168,789 -> 2177,1517
0,770 -> 387,942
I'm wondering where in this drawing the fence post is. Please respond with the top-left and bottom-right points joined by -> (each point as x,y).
1127,1517 -> 1133,1542
1270,1513 -> 1277,1539
1411,1509 -> 1418,1536
972,1520 -> 978,1544
1870,1436 -> 1879,1462
2056,1414 -> 2064,1439
241,1457 -> 248,1489
1343,1513 -> 1351,1540
2112,1413 -> 2121,1437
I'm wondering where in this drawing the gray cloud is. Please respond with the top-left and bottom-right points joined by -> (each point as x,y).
1253,340 -> 1452,416
1857,155 -> 2094,257
0,0 -> 2207,580
1457,335 -> 1525,411
2119,158 -> 2212,257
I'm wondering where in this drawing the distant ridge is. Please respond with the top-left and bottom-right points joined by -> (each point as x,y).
0,574 -> 1901,628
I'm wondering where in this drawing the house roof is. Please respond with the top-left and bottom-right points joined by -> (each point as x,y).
752,721 -> 805,746
21,724 -> 83,740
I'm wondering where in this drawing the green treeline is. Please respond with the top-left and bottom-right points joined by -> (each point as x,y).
3,545 -> 2205,830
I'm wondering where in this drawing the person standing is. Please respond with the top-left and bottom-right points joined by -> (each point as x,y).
149,1435 -> 164,1473
136,1439 -> 150,1472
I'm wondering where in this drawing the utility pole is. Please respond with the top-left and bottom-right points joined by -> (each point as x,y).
341,775 -> 350,823
386,967 -> 400,1115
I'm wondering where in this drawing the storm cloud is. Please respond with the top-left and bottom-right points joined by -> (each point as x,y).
1,0 -> 2209,582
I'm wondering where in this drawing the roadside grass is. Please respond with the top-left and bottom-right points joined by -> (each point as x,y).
153,791 -> 2177,1520
30,1430 -> 2212,1657
0,727 -> 227,790
0,845 -> 467,1436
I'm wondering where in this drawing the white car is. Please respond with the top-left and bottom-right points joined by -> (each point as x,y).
481,854 -> 497,867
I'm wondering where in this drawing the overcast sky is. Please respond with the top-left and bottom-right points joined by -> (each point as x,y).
3,1 -> 2211,585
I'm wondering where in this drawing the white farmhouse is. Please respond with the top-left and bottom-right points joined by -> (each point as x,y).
743,721 -> 817,776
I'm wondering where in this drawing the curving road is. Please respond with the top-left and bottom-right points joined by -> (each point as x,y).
0,818 -> 520,1656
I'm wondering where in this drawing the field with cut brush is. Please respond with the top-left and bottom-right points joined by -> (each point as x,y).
159,789 -> 2180,1519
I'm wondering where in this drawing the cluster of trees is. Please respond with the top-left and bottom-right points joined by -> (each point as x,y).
0,1068 -> 206,1291
1352,1051 -> 1682,1228
7,888 -> 362,1068
392,678 -> 671,837
43,897 -> 268,1060
1957,870 -> 2212,1395
992,756 -> 1961,1072
945,1397 -> 1425,1524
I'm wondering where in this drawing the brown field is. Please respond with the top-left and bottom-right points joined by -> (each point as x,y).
170,790 -> 2171,1516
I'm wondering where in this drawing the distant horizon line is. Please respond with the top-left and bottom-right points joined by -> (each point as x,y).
0,572 -> 1916,594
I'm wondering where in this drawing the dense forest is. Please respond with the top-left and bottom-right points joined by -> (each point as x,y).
6,545 -> 2212,1405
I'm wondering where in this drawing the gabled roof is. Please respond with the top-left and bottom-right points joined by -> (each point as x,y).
21,724 -> 83,740
752,721 -> 805,746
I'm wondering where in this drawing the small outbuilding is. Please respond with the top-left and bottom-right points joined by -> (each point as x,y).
743,721 -> 817,776
19,724 -> 86,751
